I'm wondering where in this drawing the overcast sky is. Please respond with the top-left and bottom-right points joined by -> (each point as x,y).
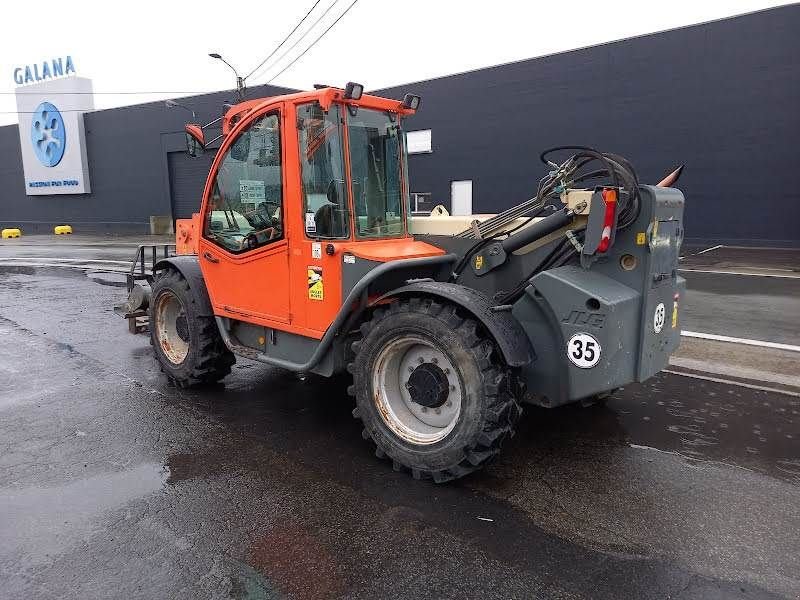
0,0 -> 792,126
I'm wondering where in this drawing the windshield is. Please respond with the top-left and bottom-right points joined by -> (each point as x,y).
347,108 -> 406,238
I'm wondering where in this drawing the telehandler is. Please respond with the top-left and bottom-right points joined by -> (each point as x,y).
117,83 -> 685,482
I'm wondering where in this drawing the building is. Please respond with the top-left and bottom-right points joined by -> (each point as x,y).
0,5 -> 797,246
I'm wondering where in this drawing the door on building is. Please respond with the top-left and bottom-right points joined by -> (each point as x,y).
450,180 -> 473,215
168,150 -> 215,219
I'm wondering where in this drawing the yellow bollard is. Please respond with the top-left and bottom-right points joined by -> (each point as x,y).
1,228 -> 21,239
54,225 -> 73,235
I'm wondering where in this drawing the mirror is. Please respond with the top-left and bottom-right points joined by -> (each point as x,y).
185,124 -> 205,157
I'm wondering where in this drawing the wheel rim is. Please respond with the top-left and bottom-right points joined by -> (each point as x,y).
372,335 -> 463,445
154,290 -> 189,365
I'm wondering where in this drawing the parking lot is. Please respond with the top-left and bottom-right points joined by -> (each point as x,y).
0,238 -> 798,599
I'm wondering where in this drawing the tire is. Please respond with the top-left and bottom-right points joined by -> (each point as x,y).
149,269 -> 235,387
348,297 -> 522,483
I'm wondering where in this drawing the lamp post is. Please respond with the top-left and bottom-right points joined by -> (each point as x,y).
209,53 -> 245,101
165,99 -> 196,119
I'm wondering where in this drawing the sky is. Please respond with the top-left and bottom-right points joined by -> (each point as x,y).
0,0 -> 793,126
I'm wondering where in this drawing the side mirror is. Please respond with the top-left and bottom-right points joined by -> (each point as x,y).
184,124 -> 205,157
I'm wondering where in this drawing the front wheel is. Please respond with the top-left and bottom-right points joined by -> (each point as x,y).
149,269 -> 235,387
349,298 -> 521,483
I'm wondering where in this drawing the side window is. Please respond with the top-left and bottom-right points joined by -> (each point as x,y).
204,113 -> 283,253
297,102 -> 349,239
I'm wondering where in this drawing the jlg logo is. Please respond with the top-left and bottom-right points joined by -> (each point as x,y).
562,311 -> 606,329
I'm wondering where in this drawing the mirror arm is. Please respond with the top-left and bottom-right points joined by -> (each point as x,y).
202,116 -> 223,129
206,133 -> 225,146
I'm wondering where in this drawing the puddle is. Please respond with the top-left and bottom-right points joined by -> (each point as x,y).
0,462 -> 168,561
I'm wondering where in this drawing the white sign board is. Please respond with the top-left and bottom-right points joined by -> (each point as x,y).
15,76 -> 93,195
406,129 -> 432,154
240,179 -> 266,202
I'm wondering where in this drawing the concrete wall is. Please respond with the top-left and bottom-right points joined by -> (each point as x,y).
0,84 -> 291,234
376,5 -> 800,247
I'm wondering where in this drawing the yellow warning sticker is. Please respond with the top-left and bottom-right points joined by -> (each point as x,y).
636,232 -> 646,245
672,301 -> 678,328
474,255 -> 484,270
308,266 -> 323,301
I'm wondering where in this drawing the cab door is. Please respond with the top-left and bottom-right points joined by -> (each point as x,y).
198,109 -> 292,325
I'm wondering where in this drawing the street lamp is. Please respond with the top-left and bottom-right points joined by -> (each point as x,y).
209,53 -> 245,101
165,99 -> 196,119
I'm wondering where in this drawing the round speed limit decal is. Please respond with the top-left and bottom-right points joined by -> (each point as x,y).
566,333 -> 602,369
653,302 -> 666,334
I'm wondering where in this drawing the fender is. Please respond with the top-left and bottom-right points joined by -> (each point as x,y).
377,281 -> 534,368
154,255 -> 214,317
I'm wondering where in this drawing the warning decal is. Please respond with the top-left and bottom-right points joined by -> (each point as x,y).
308,266 -> 324,301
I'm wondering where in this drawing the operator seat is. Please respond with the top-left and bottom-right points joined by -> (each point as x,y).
314,180 -> 347,237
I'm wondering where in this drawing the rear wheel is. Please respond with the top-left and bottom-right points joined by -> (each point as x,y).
349,298 -> 521,482
149,269 -> 235,387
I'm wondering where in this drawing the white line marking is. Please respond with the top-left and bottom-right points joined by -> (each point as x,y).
0,257 -> 130,265
0,262 -> 128,273
678,268 -> 799,279
695,244 -> 724,255
681,330 -> 800,353
663,369 -> 800,398
477,517 -> 494,522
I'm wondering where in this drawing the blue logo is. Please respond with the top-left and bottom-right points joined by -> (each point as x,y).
31,102 -> 66,167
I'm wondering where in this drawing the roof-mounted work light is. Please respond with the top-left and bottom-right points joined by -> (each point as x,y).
344,82 -> 364,100
401,93 -> 421,110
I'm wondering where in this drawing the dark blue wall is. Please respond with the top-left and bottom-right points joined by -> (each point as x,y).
376,5 -> 800,247
0,6 -> 797,244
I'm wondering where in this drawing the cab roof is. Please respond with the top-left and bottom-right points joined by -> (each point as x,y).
222,87 -> 417,135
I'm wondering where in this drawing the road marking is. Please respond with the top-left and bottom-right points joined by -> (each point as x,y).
0,261 -> 128,273
681,330 -> 800,353
663,369 -> 800,398
0,257 -> 130,265
695,244 -> 724,255
678,268 -> 799,279
679,244 -> 724,260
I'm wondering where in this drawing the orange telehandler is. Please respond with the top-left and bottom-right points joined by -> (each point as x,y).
117,83 -> 685,482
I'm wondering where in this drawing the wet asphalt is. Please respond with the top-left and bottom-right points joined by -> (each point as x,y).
0,244 -> 798,599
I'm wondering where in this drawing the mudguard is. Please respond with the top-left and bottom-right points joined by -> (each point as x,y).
154,255 -> 214,317
378,281 -> 534,368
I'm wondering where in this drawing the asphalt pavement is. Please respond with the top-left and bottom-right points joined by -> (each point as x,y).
0,239 -> 798,599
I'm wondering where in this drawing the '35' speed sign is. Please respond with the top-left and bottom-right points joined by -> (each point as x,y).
566,332 -> 602,369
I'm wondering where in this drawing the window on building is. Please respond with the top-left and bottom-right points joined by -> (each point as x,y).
203,113 -> 283,253
405,129 -> 432,154
410,192 -> 433,214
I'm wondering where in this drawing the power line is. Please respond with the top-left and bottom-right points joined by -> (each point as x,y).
264,0 -> 361,85
248,0 -> 341,83
244,0 -> 325,81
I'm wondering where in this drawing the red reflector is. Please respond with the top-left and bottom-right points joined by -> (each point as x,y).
597,188 -> 617,253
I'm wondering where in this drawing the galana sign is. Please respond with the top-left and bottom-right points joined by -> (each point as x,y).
14,57 -> 76,85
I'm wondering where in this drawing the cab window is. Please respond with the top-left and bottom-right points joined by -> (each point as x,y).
297,102 -> 349,239
204,113 -> 283,253
348,108 -> 405,238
